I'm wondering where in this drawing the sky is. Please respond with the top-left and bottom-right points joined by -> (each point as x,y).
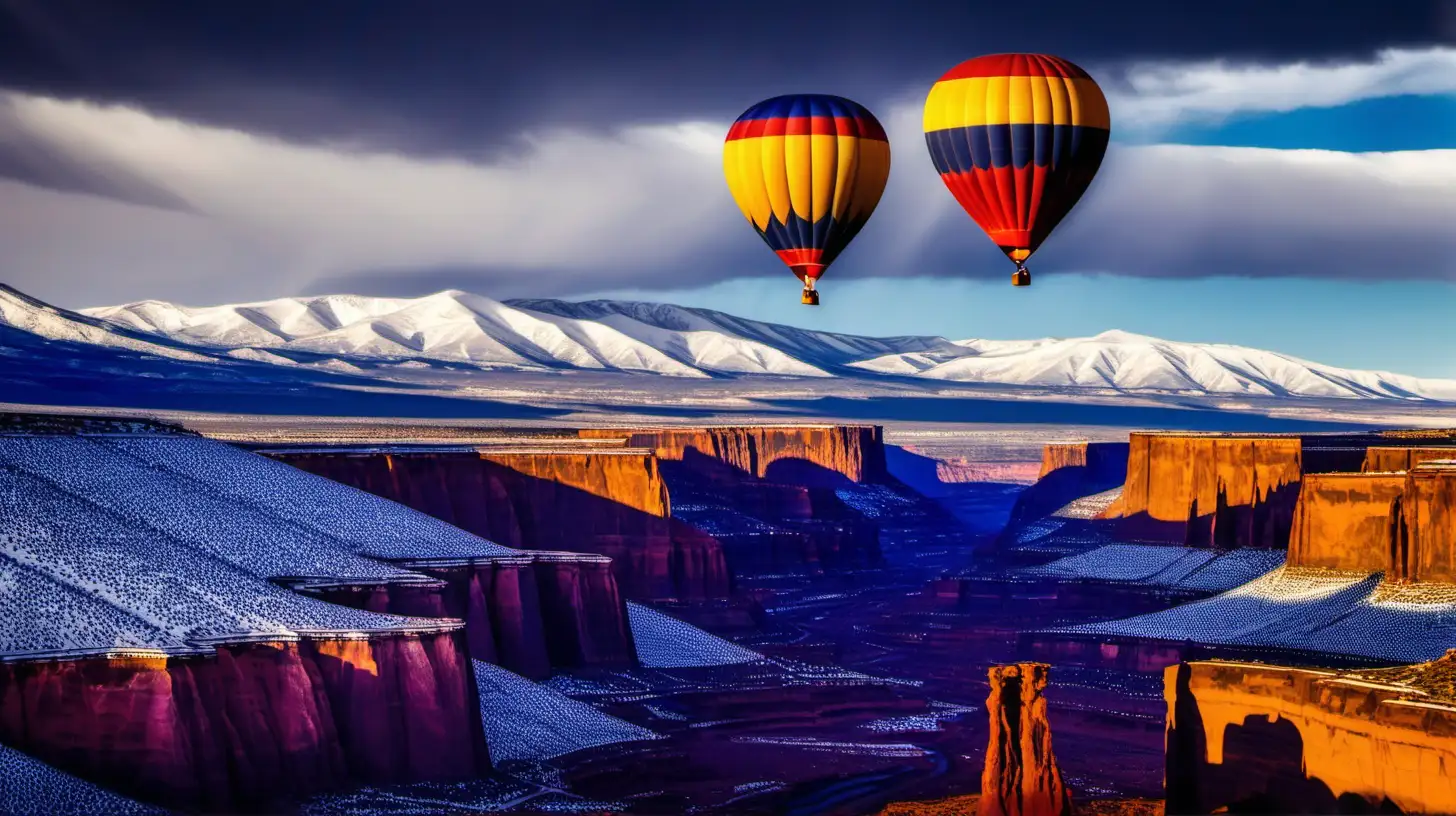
0,0 -> 1453,377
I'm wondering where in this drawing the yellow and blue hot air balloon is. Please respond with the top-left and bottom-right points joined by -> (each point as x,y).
723,95 -> 891,305
923,54 -> 1110,286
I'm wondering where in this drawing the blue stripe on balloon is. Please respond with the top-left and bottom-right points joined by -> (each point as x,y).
755,210 -> 870,267
925,124 -> 1108,172
735,94 -> 874,123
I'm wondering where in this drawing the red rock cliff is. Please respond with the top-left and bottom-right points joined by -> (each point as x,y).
579,425 -> 889,485
978,663 -> 1072,816
1363,446 -> 1456,473
1165,660 -> 1456,815
273,450 -> 730,602
1397,461 -> 1456,583
307,553 -> 636,678
1286,473 -> 1406,573
0,632 -> 489,812
1105,434 -> 1304,549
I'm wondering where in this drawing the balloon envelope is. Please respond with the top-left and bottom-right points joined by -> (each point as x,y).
923,54 -> 1110,269
723,95 -> 890,285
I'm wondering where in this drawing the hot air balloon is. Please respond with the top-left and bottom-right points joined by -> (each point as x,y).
923,54 -> 1110,286
723,95 -> 890,306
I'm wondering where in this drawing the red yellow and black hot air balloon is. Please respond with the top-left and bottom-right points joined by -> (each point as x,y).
923,54 -> 1110,286
723,95 -> 891,306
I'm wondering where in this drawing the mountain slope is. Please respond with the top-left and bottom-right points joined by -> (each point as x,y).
59,290 -> 1456,401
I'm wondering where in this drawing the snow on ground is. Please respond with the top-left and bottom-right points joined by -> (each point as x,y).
1018,544 -> 1285,592
1054,566 -> 1456,663
0,743 -> 167,816
96,436 -> 516,561
0,442 -> 451,658
474,661 -> 659,763
1052,487 -> 1124,520
0,436 -> 421,585
627,602 -> 763,668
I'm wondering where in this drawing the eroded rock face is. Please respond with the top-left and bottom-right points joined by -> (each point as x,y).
579,425 -> 889,486
1287,473 -> 1406,573
978,663 -> 1072,816
1164,660 -> 1456,815
274,450 -> 730,601
1105,434 -> 1304,549
1398,461 -> 1456,583
0,634 -> 489,812
1362,446 -> 1456,473
307,555 -> 636,678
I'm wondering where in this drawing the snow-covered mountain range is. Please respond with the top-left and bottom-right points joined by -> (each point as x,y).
4,285 -> 1449,401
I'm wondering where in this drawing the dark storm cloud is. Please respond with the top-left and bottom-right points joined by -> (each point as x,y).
1,0 -> 1449,154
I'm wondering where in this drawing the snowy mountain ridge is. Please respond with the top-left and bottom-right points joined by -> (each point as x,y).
0,285 -> 1443,401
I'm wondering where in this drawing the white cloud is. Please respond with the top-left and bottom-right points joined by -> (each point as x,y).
1104,46 -> 1456,132
0,50 -> 1453,309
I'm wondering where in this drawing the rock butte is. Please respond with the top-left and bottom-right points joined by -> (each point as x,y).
1102,431 -> 1456,550
978,663 -> 1072,816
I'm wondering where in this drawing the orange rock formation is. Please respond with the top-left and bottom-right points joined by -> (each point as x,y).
1399,460 -> 1456,583
1105,434 -> 1304,549
1362,446 -> 1456,473
978,663 -> 1073,816
1286,473 -> 1406,573
1164,660 -> 1456,815
580,425 -> 888,485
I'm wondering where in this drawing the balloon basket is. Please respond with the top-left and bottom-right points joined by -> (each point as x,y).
801,288 -> 820,306
1012,269 -> 1031,287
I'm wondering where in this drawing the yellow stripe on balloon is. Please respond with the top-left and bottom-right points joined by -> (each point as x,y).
783,135 -> 814,221
808,134 -> 838,222
922,76 -> 1109,131
722,140 -> 773,229
846,140 -> 890,224
757,136 -> 792,225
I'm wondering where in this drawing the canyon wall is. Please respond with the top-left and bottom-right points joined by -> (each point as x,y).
579,425 -> 889,486
1003,442 -> 1130,530
1105,434 -> 1304,549
1398,461 -> 1456,583
273,450 -> 729,601
0,632 -> 489,812
1363,446 -> 1456,474
1286,473 -> 1406,573
1164,660 -> 1456,815
306,554 -> 636,678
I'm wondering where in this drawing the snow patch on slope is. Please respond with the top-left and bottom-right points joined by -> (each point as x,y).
627,602 -> 762,667
1055,566 -> 1456,663
474,660 -> 659,763
0,743 -> 166,816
